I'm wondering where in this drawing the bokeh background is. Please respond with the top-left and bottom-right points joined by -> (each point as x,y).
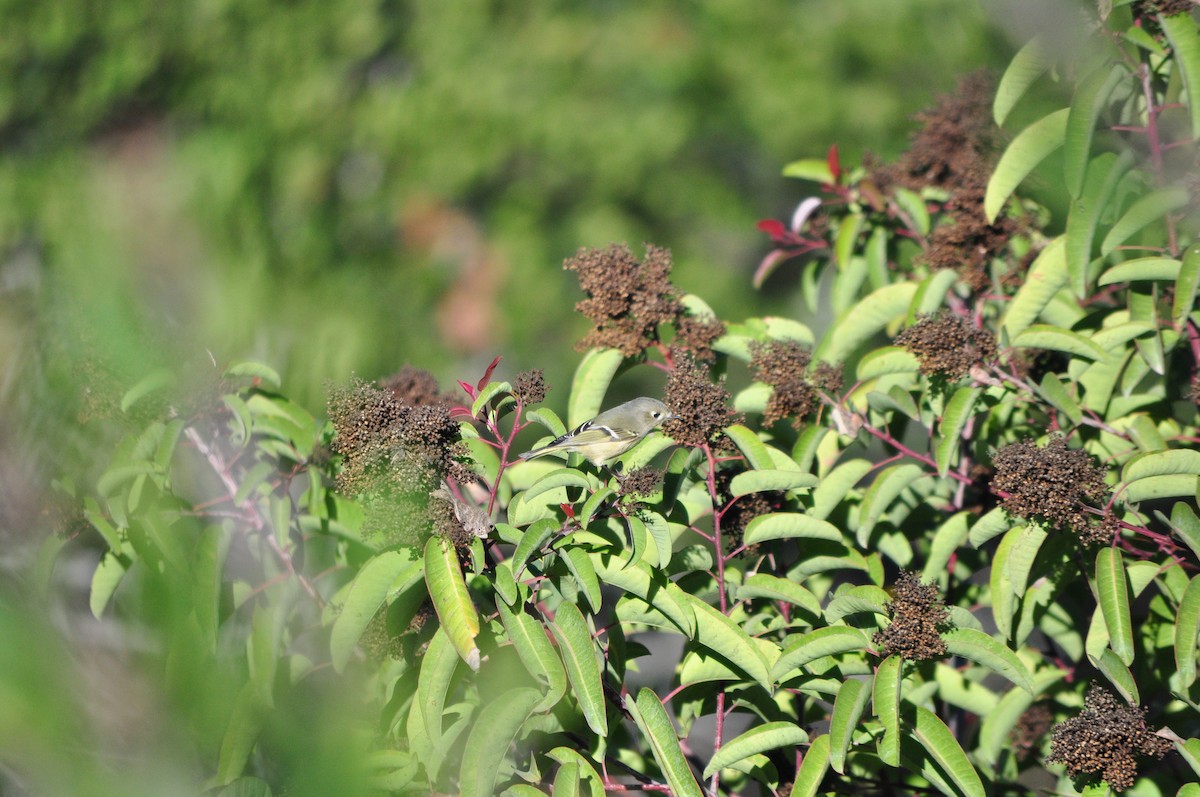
0,0 -> 1036,792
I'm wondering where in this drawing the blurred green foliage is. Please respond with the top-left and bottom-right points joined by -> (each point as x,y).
2,0 -> 1005,413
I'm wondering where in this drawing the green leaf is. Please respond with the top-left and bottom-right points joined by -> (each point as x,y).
816,282 -> 918,364
497,600 -> 568,712
120,369 -> 175,414
1098,256 -> 1183,285
425,536 -> 481,671
1001,236 -> 1068,340
703,721 -> 808,779
560,546 -> 601,613
457,688 -> 542,797
1013,325 -> 1107,361
856,346 -> 920,380
782,158 -> 835,184
943,628 -> 1034,694
911,705 -> 986,797
1123,449 -> 1200,482
522,469 -> 594,503
1176,576 -> 1200,687
763,738 -> 816,797
1090,647 -> 1139,704
1096,547 -> 1135,666
1176,738 -> 1200,781
772,626 -> 872,682
1101,187 -> 1191,255
216,683 -> 266,786
592,556 -> 694,635
680,592 -> 771,690
417,629 -> 459,743
978,669 -> 1066,766
1067,151 -> 1135,295
936,387 -> 981,477
547,748 -> 605,797
525,407 -> 566,438
1175,243 -> 1200,327
724,424 -> 776,470
743,512 -> 843,546
627,688 -> 703,797
568,348 -> 624,427
90,550 -> 128,619
923,513 -> 970,584
968,506 -> 1012,548
985,108 -> 1070,223
1171,502 -> 1200,561
1064,65 -> 1126,197
811,459 -> 873,520
828,677 -> 871,774
1038,372 -> 1084,425
1161,11 -> 1200,139
331,548 -> 423,672
224,360 -> 282,391
738,574 -> 822,619
1005,524 -> 1047,598
994,37 -> 1051,126
510,517 -> 559,577
1123,474 -> 1199,502
729,469 -> 817,496
873,655 -> 902,766
857,463 -> 926,544
549,600 -> 608,737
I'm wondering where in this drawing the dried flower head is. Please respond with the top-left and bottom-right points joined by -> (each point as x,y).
673,312 -> 726,362
873,571 -> 951,661
327,377 -> 473,544
1011,703 -> 1053,763
618,467 -> 663,507
380,364 -> 454,407
750,339 -> 829,427
895,311 -> 997,380
565,243 -> 681,357
1048,685 -> 1171,792
513,369 -> 548,405
990,436 -> 1109,541
663,352 -> 740,448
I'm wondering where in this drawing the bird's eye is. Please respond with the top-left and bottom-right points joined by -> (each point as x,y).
652,411 -> 662,419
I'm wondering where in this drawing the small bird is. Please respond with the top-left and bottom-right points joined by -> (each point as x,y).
518,397 -> 674,467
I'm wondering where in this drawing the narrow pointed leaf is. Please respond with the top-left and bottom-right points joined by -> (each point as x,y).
331,549 -> 423,672
986,108 -> 1070,223
1175,243 -> 1200,327
912,705 -> 986,797
744,512 -> 843,545
1067,151 -> 1135,295
1161,12 -> 1200,139
569,348 -> 624,427
1013,325 -> 1107,361
497,601 -> 568,711
936,387 -> 981,477
994,37 -> 1051,125
417,629 -> 459,743
829,677 -> 871,774
1123,449 -> 1200,483
873,655 -> 902,766
549,600 -> 608,737
1001,236 -> 1068,339
627,688 -> 703,797
1176,576 -> 1200,687
1096,547 -> 1135,666
703,721 -> 809,779
1064,65 -> 1126,197
724,424 -> 776,470
773,626 -> 872,681
1100,187 -> 1190,255
943,628 -> 1035,694
457,687 -> 542,797
425,536 -> 481,671
792,735 -> 830,797
816,282 -> 918,363
1090,648 -> 1139,704
680,592 -> 771,689
729,469 -> 817,496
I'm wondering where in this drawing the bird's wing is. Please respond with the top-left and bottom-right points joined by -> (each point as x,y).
562,422 -> 637,446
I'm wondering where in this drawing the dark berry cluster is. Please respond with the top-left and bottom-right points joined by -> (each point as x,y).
380,364 -> 454,408
662,353 -> 740,448
1010,703 -> 1053,762
873,571 -> 951,661
564,243 -> 724,359
989,436 -> 1110,543
1048,685 -> 1171,792
749,339 -> 843,427
513,368 -> 548,405
894,311 -> 997,381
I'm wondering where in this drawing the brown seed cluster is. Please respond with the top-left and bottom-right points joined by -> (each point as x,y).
873,72 -> 1023,292
564,243 -> 724,360
989,436 -> 1109,542
1048,685 -> 1171,792
873,571 -> 951,661
513,368 -> 548,405
379,364 -> 454,407
1010,703 -> 1053,762
1135,0 -> 1195,18
894,311 -> 997,381
749,340 -> 842,427
327,377 -> 473,544
662,353 -> 741,448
